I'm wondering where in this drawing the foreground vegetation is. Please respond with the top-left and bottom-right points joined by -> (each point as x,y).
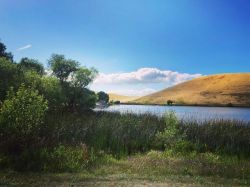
1,150 -> 249,186
1,40 -> 250,186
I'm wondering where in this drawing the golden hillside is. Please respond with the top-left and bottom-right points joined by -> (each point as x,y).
135,73 -> 250,106
109,93 -> 139,102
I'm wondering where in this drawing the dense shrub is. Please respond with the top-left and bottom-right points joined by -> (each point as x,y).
0,57 -> 22,101
0,84 -> 48,155
156,111 -> 181,149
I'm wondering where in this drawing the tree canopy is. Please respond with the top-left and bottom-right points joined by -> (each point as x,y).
19,57 -> 45,75
97,91 -> 109,104
48,54 -> 79,82
0,41 -> 100,112
0,41 -> 13,62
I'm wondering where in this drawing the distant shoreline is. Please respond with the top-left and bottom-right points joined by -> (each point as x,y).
117,102 -> 250,108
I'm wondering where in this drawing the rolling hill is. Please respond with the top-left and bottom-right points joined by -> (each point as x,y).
134,73 -> 250,106
109,93 -> 139,102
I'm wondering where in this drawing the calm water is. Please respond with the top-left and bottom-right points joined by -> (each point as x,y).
95,104 -> 250,122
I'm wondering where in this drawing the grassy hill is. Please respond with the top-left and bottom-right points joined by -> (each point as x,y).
109,93 -> 139,102
134,73 -> 250,106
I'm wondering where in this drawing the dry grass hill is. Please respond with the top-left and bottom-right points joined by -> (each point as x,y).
109,93 -> 139,103
134,73 -> 250,106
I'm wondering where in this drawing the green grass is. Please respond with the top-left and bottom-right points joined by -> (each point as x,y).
1,151 -> 249,186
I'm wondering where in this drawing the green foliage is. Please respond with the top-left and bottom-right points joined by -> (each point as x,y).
0,57 -> 22,101
0,41 -> 13,62
156,111 -> 186,150
19,57 -> 45,75
48,54 -> 98,111
23,70 -> 64,110
114,100 -> 121,104
71,67 -> 98,88
0,84 -> 48,154
40,76 -> 65,110
182,119 -> 250,155
48,54 -> 79,82
40,145 -> 89,172
44,111 -> 165,157
0,145 -> 90,172
97,91 -> 109,103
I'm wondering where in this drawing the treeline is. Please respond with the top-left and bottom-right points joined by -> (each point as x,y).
0,42 -> 100,112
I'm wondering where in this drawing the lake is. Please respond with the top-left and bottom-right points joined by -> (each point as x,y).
95,104 -> 250,122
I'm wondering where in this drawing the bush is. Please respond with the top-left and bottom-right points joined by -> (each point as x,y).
0,145 -> 90,172
155,111 -> 189,151
0,84 -> 48,154
40,145 -> 90,172
0,57 -> 22,101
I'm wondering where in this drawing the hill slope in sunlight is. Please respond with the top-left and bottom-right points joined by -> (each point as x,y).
134,73 -> 250,106
109,93 -> 139,102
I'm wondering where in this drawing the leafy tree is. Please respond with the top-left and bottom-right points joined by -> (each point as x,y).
23,70 -> 64,110
97,91 -> 109,104
0,41 -> 13,62
40,76 -> 65,110
0,57 -> 22,102
48,54 -> 98,111
48,54 -> 78,82
0,84 -> 48,154
71,67 -> 98,88
19,57 -> 45,75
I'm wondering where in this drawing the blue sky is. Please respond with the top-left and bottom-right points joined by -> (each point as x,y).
1,0 -> 249,95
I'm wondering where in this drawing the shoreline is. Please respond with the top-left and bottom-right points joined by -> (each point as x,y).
116,102 -> 250,108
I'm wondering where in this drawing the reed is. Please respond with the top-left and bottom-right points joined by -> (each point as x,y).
44,111 -> 250,157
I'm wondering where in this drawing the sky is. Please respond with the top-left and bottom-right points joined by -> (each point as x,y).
0,0 -> 250,96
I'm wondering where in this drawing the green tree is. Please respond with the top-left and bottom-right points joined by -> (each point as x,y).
97,91 -> 109,104
71,67 -> 98,88
48,54 -> 78,82
48,54 -> 98,111
19,57 -> 45,75
0,41 -> 13,62
23,70 -> 64,110
0,57 -> 22,102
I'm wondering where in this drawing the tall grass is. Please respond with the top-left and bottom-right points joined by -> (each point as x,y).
44,111 -> 166,157
1,110 -> 249,171
44,111 -> 250,157
181,119 -> 250,156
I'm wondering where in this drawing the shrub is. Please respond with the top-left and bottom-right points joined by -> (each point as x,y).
156,111 -> 189,151
114,100 -> 120,104
166,100 -> 174,105
40,145 -> 90,172
0,84 -> 48,154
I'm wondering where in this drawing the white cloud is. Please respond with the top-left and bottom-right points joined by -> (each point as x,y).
94,68 -> 202,85
108,88 -> 156,96
90,68 -> 202,96
16,44 -> 32,51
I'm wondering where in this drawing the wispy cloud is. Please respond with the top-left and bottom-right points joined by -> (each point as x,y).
94,68 -> 202,85
16,44 -> 32,51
